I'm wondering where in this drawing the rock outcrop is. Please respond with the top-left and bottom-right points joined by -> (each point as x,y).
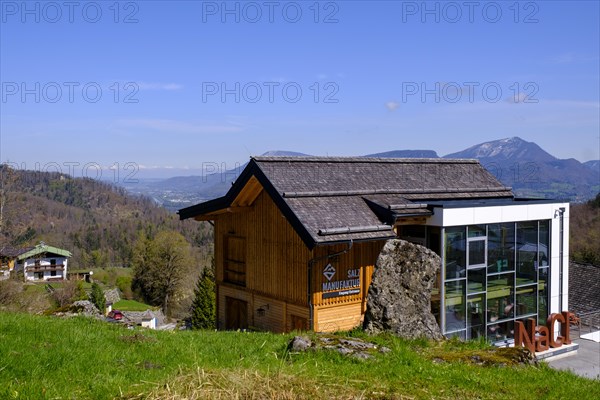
104,288 -> 121,305
70,300 -> 102,317
363,239 -> 443,340
287,335 -> 390,360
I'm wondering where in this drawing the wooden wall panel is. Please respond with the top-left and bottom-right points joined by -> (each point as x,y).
217,286 -> 309,333
252,295 -> 285,333
314,303 -> 363,332
287,303 -> 310,332
215,190 -> 310,306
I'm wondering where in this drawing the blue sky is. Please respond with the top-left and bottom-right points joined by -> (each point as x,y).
1,0 -> 599,179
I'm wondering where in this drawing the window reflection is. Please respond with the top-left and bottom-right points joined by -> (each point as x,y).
487,273 -> 514,323
468,267 -> 485,294
516,221 -> 537,285
468,225 -> 486,238
488,320 -> 514,342
444,280 -> 466,333
539,220 -> 550,266
467,294 -> 485,339
445,227 -> 466,279
487,223 -> 515,274
538,267 -> 549,323
468,239 -> 486,267
516,284 -> 537,316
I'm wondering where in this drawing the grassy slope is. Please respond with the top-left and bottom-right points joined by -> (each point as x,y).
1,312 -> 598,400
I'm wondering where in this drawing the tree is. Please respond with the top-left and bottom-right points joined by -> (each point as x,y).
190,261 -> 216,329
0,165 -> 31,252
570,192 -> 600,265
0,164 -> 18,252
132,230 -> 193,317
90,282 -> 106,312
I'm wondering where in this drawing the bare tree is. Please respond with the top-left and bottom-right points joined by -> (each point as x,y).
132,230 -> 194,317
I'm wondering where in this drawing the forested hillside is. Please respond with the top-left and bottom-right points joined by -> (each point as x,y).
0,166 -> 213,270
570,193 -> 600,265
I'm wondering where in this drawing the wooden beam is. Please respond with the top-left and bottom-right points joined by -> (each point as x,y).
227,206 -> 253,213
395,217 -> 428,225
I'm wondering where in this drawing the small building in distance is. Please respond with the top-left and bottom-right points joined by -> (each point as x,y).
179,156 -> 569,344
0,247 -> 22,280
14,242 -> 72,282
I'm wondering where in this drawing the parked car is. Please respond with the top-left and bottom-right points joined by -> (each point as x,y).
107,310 -> 123,320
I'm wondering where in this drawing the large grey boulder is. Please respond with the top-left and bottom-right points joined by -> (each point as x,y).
104,288 -> 121,304
363,239 -> 443,340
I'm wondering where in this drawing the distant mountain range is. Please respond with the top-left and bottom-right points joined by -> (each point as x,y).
443,137 -> 598,201
584,160 -> 600,172
122,137 -> 599,210
365,150 -> 440,158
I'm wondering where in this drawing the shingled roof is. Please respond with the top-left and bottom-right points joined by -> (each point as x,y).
179,157 -> 514,249
569,261 -> 600,316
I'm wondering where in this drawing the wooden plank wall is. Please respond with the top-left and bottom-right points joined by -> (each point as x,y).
314,303 -> 363,332
216,189 -> 310,304
217,286 -> 311,332
215,189 -> 310,332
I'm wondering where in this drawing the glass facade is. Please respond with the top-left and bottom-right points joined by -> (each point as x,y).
441,220 -> 551,343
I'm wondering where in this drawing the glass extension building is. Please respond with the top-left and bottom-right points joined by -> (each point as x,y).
420,200 -> 570,345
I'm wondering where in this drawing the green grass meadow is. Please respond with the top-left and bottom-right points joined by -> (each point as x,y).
112,299 -> 155,312
0,312 -> 598,399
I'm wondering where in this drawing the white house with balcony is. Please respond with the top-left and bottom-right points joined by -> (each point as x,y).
15,242 -> 72,282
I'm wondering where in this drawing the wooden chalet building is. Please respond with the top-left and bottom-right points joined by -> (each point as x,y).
14,243 -> 72,282
179,157 -> 569,343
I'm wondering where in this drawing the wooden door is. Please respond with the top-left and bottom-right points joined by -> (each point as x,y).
225,297 -> 248,330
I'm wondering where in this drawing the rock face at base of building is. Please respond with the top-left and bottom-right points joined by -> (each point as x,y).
363,239 -> 443,340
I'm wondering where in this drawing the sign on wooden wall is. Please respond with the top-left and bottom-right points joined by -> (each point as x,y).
321,263 -> 360,299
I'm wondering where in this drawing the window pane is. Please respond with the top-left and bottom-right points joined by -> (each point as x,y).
445,280 -> 466,332
445,330 -> 466,340
467,294 -> 485,340
431,271 -> 441,326
516,284 -> 537,316
539,220 -> 550,267
516,222 -> 538,285
538,267 -> 549,323
488,320 -> 514,342
487,223 -> 515,273
445,227 -> 466,279
468,239 -> 486,267
467,267 -> 485,294
468,225 -> 486,238
487,273 -> 514,323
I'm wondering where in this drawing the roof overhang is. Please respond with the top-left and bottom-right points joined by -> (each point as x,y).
17,244 -> 72,260
179,160 -> 320,249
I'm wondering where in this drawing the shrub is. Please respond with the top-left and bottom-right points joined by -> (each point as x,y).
116,276 -> 133,300
52,280 -> 87,308
0,280 -> 23,305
